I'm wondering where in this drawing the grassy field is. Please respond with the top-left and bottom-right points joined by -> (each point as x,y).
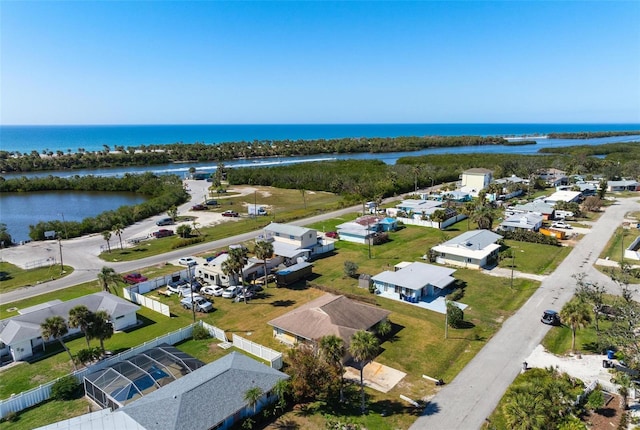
0,262 -> 74,294
600,226 -> 639,263
2,218 -> 550,429
497,240 -> 572,275
100,186 -> 344,263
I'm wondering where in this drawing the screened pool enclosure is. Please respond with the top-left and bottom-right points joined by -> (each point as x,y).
84,344 -> 204,410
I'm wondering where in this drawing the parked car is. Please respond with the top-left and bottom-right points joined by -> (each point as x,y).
325,231 -> 339,239
189,280 -> 203,292
221,210 -> 239,217
551,221 -> 572,229
156,217 -> 174,226
180,296 -> 213,313
153,229 -> 174,238
167,279 -> 188,294
541,310 -> 561,326
235,290 -> 255,301
201,285 -> 225,297
191,204 -> 208,211
222,285 -> 241,298
205,199 -> 218,206
178,257 -> 197,266
123,272 -> 148,284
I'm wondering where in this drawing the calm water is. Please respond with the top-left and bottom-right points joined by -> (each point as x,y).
1,123 -> 640,242
1,191 -> 147,243
1,123 -> 639,154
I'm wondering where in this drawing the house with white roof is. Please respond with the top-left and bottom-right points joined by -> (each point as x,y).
543,190 -> 582,205
431,230 -> 502,270
498,213 -> 543,233
511,201 -> 555,220
336,215 -> 398,244
538,168 -> 569,187
257,222 -> 332,264
388,199 -> 444,218
0,292 -> 140,362
608,180 -> 640,192
372,262 -> 456,302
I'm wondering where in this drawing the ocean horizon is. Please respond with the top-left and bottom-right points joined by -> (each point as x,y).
1,123 -> 639,154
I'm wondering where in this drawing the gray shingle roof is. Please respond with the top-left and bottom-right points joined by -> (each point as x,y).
372,262 -> 456,291
0,292 -> 140,344
121,352 -> 288,430
264,222 -> 314,238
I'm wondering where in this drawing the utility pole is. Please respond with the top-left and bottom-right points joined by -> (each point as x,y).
187,266 -> 196,323
59,213 -> 68,239
57,234 -> 64,275
510,249 -> 515,290
444,299 -> 449,339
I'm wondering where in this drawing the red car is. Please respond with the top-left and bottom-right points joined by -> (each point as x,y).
123,273 -> 148,284
221,210 -> 239,217
325,231 -> 339,238
153,229 -> 174,238
191,204 -> 208,211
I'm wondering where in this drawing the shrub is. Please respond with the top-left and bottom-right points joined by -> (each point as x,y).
1,411 -> 18,423
344,261 -> 358,278
447,302 -> 464,328
171,236 -> 206,249
51,375 -> 80,400
192,324 -> 210,340
498,230 -> 559,246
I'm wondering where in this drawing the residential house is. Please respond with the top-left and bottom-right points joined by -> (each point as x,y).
427,190 -> 472,203
543,191 -> 582,205
336,215 -> 397,244
258,222 -> 332,264
498,213 -> 544,233
388,199 -> 444,218
608,180 -> 640,192
195,253 -> 271,287
511,201 -> 555,220
538,168 -> 569,187
460,168 -> 493,197
0,292 -> 140,362
491,175 -> 526,201
431,230 -> 502,269
268,294 -> 390,350
45,350 -> 288,430
372,262 -> 457,302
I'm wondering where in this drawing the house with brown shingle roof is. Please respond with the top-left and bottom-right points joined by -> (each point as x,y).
267,294 -> 390,350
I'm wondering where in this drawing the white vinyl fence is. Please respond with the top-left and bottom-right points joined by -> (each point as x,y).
0,324 -> 196,419
123,290 -> 170,317
125,268 -> 194,295
232,334 -> 283,370
396,214 -> 466,230
201,321 -> 228,342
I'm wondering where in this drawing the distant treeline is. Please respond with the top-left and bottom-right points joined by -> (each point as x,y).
0,173 -> 188,241
228,146 -> 640,202
1,135 -> 514,173
547,131 -> 640,139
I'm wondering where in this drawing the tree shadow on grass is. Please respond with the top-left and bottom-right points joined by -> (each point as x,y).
272,299 -> 296,307
383,321 -> 405,343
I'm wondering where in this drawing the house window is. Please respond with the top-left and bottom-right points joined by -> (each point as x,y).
289,235 -> 294,239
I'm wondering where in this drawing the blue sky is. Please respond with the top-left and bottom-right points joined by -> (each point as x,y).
1,1 -> 639,125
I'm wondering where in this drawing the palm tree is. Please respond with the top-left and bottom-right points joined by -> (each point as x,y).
319,335 -> 346,402
41,316 -> 77,370
349,330 -> 379,413
472,206 -> 495,230
272,378 -> 290,411
88,310 -> 114,352
222,247 -> 248,303
244,386 -> 263,414
254,240 -> 274,288
112,224 -> 124,250
97,266 -> 120,294
560,299 -> 592,353
502,389 -> 548,430
102,231 -> 112,253
68,305 -> 93,347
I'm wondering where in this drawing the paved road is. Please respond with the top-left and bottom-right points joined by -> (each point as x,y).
0,197 -> 362,305
410,197 -> 640,430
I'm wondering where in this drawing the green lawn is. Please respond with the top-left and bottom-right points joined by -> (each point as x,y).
497,240 -> 572,275
2,216 -> 544,430
0,262 -> 74,294
101,186 -> 343,262
600,226 -> 638,263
